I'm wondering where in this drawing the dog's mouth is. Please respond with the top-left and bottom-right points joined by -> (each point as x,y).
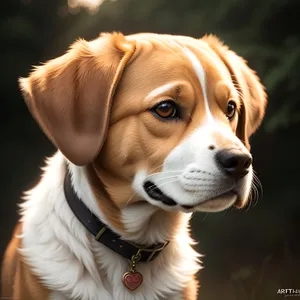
143,181 -> 178,206
143,180 -> 237,211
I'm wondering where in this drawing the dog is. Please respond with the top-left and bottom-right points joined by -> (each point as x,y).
1,32 -> 267,300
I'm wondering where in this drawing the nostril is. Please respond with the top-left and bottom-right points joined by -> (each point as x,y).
243,157 -> 252,169
222,156 -> 239,169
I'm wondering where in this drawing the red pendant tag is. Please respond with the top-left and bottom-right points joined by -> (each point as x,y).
122,271 -> 143,291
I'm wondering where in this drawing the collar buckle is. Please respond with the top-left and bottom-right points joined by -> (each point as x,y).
135,241 -> 169,262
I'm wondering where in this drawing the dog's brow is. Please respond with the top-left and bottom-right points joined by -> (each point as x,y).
145,83 -> 179,101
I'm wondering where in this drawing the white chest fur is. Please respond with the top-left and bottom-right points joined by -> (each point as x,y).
19,152 -> 201,300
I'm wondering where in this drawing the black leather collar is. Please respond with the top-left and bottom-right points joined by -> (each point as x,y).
64,171 -> 169,262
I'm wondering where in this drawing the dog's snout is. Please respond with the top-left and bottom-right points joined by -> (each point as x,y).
215,149 -> 252,180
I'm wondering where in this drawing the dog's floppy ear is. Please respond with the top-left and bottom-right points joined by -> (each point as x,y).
203,35 -> 267,149
20,33 -> 135,166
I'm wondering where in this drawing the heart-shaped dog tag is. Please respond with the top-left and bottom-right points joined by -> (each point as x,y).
122,271 -> 143,291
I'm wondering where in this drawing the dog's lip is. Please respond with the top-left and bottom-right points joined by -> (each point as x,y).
179,191 -> 238,212
143,181 -> 238,210
199,190 -> 237,205
143,181 -> 177,206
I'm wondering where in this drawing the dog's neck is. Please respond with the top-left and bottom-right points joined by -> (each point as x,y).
20,152 -> 199,299
67,160 -> 188,246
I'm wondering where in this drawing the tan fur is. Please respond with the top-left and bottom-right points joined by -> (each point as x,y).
19,33 -> 136,166
182,276 -> 199,300
2,32 -> 267,299
1,224 -> 50,299
202,35 -> 267,148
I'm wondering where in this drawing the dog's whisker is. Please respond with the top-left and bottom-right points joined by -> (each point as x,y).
145,178 -> 178,193
252,182 -> 261,206
123,173 -> 182,208
146,171 -> 181,178
246,174 -> 261,210
146,173 -> 180,179
252,173 -> 262,197
124,191 -> 140,208
253,172 -> 263,195
202,213 -> 209,220
147,163 -> 165,174
182,176 -> 219,182
145,175 -> 180,185
182,188 -> 226,195
144,163 -> 223,180
123,178 -> 179,208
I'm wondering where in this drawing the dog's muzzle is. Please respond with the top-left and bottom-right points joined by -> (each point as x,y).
143,148 -> 252,210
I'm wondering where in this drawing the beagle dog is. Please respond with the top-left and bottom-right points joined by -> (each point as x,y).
1,32 -> 267,300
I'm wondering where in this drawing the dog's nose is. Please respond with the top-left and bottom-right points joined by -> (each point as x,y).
215,149 -> 252,180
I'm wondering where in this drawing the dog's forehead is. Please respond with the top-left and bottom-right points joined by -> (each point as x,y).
111,34 -> 237,127
126,33 -> 232,90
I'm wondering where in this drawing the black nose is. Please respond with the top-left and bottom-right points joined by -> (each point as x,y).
215,149 -> 252,180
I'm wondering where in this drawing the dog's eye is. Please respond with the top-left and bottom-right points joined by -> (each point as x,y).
226,100 -> 237,120
151,100 -> 179,120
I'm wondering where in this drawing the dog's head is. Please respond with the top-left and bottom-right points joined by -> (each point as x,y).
20,33 -> 266,216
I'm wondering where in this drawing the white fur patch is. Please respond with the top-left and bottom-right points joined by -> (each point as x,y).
145,82 -> 178,102
183,47 -> 213,123
19,152 -> 201,300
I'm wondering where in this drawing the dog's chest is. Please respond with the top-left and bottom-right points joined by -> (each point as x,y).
48,240 -> 187,300
23,206 -> 187,300
20,154 -> 199,300
88,239 -> 188,300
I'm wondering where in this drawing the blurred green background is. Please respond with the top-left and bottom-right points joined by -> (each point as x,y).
1,0 -> 299,299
